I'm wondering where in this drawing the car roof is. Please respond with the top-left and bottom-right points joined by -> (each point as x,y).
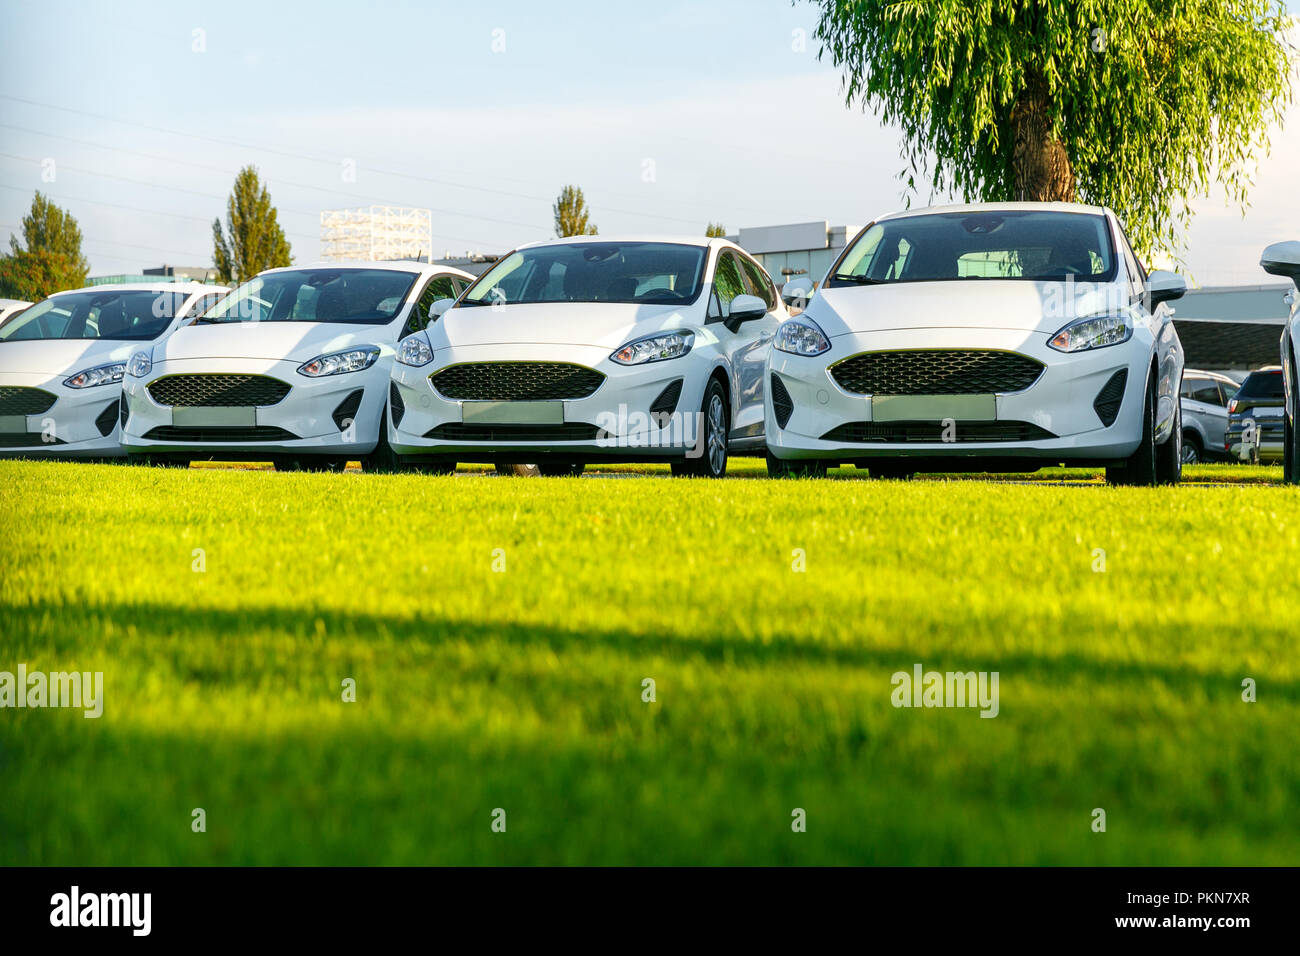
1184,369 -> 1238,382
515,235 -> 723,251
1244,366 -> 1283,374
50,282 -> 229,297
875,201 -> 1111,222
256,260 -> 474,280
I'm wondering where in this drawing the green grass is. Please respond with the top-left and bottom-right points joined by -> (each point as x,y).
1,460 -> 1296,865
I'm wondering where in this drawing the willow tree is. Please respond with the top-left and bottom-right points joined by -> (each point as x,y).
812,0 -> 1293,258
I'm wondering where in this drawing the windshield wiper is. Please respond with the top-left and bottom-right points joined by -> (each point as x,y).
832,274 -> 885,284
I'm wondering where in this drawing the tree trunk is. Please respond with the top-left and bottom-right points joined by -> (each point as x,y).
1010,73 -> 1075,202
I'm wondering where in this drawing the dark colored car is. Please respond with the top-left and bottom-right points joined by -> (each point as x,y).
1225,367 -> 1285,462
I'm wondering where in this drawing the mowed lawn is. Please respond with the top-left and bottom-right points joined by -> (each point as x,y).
1,459 -> 1296,865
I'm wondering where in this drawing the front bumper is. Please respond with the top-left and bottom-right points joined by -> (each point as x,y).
0,373 -> 124,458
121,358 -> 390,459
389,344 -> 707,463
766,327 -> 1149,465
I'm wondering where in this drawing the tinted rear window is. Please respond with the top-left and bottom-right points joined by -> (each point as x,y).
1236,371 -> 1284,400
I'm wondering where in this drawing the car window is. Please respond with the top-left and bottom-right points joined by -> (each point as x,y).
1180,377 -> 1205,399
1219,381 -> 1239,404
0,290 -> 185,342
199,269 -> 419,326
1192,382 -> 1223,405
1236,371 -> 1285,401
712,252 -> 746,316
408,274 -> 465,333
739,256 -> 776,310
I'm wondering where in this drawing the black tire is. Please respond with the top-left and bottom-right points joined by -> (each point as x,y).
1180,431 -> 1202,465
869,462 -> 916,480
766,450 -> 826,478
538,462 -> 585,477
362,414 -> 400,473
1107,370 -> 1158,486
672,379 -> 729,478
496,463 -> 541,477
1155,395 -> 1182,485
274,457 -> 347,473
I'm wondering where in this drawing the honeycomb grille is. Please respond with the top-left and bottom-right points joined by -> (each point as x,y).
148,374 -> 290,407
822,421 -> 1056,443
430,363 -> 604,401
0,386 -> 57,415
830,350 -> 1044,395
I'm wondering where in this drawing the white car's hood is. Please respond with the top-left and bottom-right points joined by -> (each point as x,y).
155,320 -> 394,362
808,280 -> 1124,337
436,302 -> 690,350
0,338 -> 138,376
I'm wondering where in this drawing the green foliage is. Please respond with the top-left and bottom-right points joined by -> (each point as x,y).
1,460 -> 1295,864
812,0 -> 1295,259
705,222 -> 728,237
553,184 -> 598,237
0,191 -> 89,297
212,166 -> 292,284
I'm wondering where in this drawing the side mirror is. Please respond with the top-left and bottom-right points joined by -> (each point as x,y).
1147,270 -> 1186,307
429,297 -> 457,321
781,277 -> 814,306
1261,240 -> 1300,287
728,294 -> 768,322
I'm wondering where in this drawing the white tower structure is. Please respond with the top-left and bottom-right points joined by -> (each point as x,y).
320,206 -> 433,262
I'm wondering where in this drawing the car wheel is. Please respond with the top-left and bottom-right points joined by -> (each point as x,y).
766,451 -> 826,478
870,462 -> 916,480
362,413 -> 400,473
1180,432 -> 1202,465
1285,362 -> 1299,485
1155,395 -> 1182,485
496,464 -> 541,477
672,379 -> 729,478
1106,370 -> 1158,486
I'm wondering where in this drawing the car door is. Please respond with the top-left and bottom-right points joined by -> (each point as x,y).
1114,216 -> 1180,437
706,250 -> 771,442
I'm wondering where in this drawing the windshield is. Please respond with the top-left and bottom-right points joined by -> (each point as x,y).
1237,371 -> 1284,400
199,269 -> 418,326
0,289 -> 192,342
461,242 -> 707,307
830,211 -> 1117,285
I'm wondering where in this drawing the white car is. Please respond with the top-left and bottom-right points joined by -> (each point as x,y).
0,283 -> 228,458
0,299 -> 32,327
766,203 -> 1187,485
388,236 -> 786,477
1260,241 -> 1300,484
121,262 -> 473,469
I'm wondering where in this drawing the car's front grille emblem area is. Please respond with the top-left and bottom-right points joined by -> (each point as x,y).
0,386 -> 57,416
829,350 -> 1045,395
148,374 -> 291,407
430,363 -> 605,401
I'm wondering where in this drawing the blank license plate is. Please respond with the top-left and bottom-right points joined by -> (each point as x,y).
461,401 -> 563,425
871,394 -> 997,422
0,415 -> 32,434
172,406 -> 256,427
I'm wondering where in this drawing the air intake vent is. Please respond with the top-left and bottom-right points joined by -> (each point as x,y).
148,374 -> 290,407
821,421 -> 1056,443
430,363 -> 604,401
0,434 -> 63,448
389,382 -> 405,427
1093,369 -> 1128,426
770,374 -> 794,428
650,379 -> 683,425
95,399 -> 120,436
830,350 -> 1044,395
425,422 -> 602,442
142,425 -> 299,442
332,389 -> 364,431
0,386 -> 57,416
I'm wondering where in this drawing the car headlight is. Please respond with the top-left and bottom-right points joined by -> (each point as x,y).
395,334 -> 434,367
1048,314 -> 1132,353
297,346 -> 381,377
126,351 -> 152,379
63,362 -> 127,389
611,330 -> 694,366
773,317 -> 831,356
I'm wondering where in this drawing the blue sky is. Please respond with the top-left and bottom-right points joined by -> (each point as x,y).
1,0 -> 1297,284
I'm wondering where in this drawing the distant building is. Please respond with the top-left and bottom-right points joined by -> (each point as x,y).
321,206 -> 433,262
1172,283 -> 1291,378
89,266 -> 221,286
729,221 -> 861,285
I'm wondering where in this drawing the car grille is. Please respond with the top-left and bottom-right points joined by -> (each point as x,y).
425,422 -> 603,442
829,350 -> 1045,395
430,363 -> 604,401
821,421 -> 1056,443
148,374 -> 291,407
142,425 -> 299,442
0,386 -> 57,415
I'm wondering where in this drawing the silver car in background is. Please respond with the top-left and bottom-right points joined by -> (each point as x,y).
1178,369 -> 1239,463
